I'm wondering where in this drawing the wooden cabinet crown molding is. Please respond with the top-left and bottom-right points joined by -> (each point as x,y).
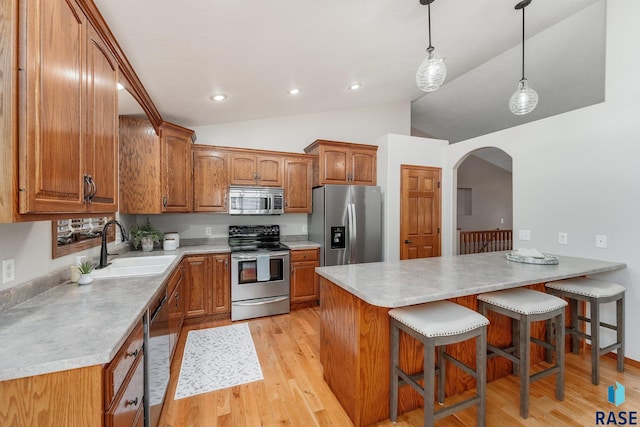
75,0 -> 162,132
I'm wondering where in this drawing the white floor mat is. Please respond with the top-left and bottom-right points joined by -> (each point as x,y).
174,323 -> 263,399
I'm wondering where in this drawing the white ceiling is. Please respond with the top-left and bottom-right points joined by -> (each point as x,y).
96,0 -> 605,143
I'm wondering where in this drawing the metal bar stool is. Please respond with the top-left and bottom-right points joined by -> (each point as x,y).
389,301 -> 489,427
477,288 -> 567,419
545,277 -> 625,385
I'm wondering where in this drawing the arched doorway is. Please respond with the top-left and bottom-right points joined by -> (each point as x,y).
455,147 -> 513,254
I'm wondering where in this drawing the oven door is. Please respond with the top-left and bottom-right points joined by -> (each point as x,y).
231,252 -> 290,302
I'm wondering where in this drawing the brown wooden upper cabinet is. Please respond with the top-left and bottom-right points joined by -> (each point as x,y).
192,146 -> 229,212
160,123 -> 194,212
18,0 -> 118,215
229,151 -> 283,187
119,117 -> 194,214
283,156 -> 313,213
304,140 -> 377,186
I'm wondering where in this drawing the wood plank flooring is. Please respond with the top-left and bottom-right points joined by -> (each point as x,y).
159,306 -> 639,427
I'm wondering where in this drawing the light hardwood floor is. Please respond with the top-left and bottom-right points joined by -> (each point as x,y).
159,306 -> 639,427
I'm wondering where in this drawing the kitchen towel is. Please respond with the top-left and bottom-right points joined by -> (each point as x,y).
174,323 -> 263,399
256,254 -> 270,281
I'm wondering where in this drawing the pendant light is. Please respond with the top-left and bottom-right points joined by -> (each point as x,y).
509,0 -> 538,115
416,0 -> 447,92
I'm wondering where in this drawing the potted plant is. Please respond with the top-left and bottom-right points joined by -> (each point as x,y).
130,218 -> 163,252
77,260 -> 94,285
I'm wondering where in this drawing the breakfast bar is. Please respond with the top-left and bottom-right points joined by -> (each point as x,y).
315,251 -> 626,426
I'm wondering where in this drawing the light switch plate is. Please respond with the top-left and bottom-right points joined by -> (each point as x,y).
519,229 -> 531,241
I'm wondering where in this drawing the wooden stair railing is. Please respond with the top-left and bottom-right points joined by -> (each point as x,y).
459,229 -> 513,255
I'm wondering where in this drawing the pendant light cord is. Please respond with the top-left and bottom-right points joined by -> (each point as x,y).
427,2 -> 433,50
521,6 -> 526,80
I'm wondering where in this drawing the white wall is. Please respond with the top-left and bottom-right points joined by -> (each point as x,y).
457,155 -> 513,231
441,0 -> 640,361
192,102 -> 410,150
377,134 -> 448,261
139,213 -> 308,240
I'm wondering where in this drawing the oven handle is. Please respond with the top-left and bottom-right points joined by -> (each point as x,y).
232,253 -> 289,261
232,296 -> 289,306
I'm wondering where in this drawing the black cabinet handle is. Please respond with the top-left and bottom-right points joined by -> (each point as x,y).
126,348 -> 139,358
125,397 -> 139,407
404,240 -> 412,244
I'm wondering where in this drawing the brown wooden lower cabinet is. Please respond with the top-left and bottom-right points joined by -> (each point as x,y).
290,248 -> 320,306
183,253 -> 231,318
0,318 -> 145,427
168,265 -> 185,362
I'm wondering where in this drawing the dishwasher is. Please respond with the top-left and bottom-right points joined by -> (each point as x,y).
145,289 -> 170,427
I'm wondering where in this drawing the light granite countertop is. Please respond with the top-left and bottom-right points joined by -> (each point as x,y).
0,245 -> 230,382
282,240 -> 321,250
315,251 -> 626,308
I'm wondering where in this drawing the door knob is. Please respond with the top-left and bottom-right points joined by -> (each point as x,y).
404,240 -> 412,244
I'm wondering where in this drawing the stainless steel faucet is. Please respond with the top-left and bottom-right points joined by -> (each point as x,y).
97,220 -> 127,269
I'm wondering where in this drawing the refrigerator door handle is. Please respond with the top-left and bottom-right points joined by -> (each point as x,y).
348,203 -> 357,264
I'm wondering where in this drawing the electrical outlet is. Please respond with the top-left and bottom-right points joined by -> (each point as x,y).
558,232 -> 568,245
205,226 -> 213,236
302,224 -> 308,233
2,258 -> 15,284
595,234 -> 607,248
518,229 -> 531,241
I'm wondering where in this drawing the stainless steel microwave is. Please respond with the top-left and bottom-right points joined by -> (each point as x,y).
228,186 -> 284,215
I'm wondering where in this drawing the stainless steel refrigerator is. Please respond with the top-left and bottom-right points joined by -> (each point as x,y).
309,185 -> 382,266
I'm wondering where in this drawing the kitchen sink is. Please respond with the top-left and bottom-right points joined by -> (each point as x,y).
91,255 -> 177,279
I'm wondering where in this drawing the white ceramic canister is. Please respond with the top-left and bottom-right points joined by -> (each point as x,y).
163,238 -> 177,251
164,232 -> 180,248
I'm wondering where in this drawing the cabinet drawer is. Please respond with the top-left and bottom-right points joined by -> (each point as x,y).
105,354 -> 144,427
104,320 -> 144,407
290,249 -> 319,263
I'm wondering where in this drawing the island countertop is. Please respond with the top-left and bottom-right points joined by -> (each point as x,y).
315,251 -> 626,308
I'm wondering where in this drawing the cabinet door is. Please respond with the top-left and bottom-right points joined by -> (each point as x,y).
20,0 -> 87,213
211,254 -> 230,314
321,147 -> 349,184
284,157 -> 312,213
349,148 -> 377,185
291,261 -> 319,303
161,126 -> 192,212
118,117 -> 162,213
168,267 -> 184,361
183,256 -> 209,318
255,155 -> 283,187
193,147 -> 228,212
85,24 -> 118,212
229,153 -> 258,185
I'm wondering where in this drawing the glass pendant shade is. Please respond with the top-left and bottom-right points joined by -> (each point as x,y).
509,78 -> 538,115
416,48 -> 447,92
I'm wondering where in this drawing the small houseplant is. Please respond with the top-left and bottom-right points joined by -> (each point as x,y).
77,260 -> 94,285
130,218 -> 163,252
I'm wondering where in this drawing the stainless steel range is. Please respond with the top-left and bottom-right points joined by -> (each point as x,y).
229,225 -> 290,321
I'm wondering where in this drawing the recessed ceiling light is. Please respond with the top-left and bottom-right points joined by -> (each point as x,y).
117,83 -> 125,90
210,94 -> 227,102
348,83 -> 362,91
288,88 -> 301,95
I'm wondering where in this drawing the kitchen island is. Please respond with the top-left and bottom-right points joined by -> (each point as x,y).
315,251 -> 625,427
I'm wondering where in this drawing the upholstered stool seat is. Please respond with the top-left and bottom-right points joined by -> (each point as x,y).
389,301 -> 489,427
478,288 -> 567,419
546,277 -> 625,385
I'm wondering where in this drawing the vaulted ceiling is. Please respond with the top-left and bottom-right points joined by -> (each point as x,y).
97,0 -> 605,143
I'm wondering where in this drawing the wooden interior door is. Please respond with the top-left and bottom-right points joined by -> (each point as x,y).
400,165 -> 441,260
